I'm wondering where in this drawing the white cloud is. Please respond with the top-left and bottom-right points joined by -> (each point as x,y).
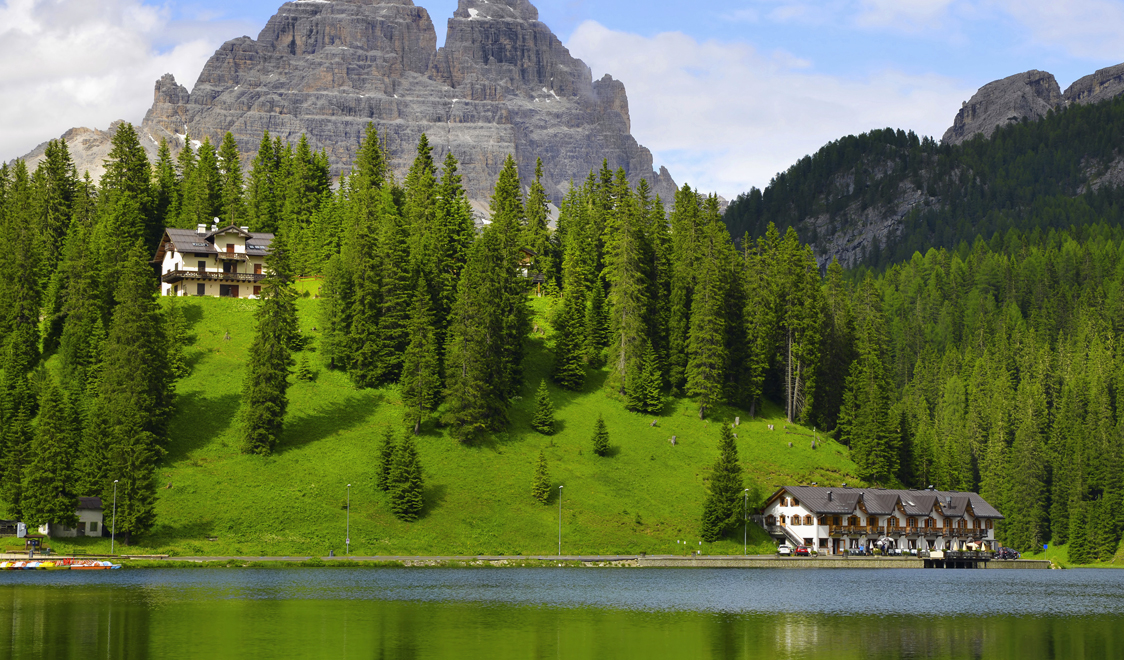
994,0 -> 1124,61
567,20 -> 975,197
856,0 -> 957,30
0,0 -> 240,161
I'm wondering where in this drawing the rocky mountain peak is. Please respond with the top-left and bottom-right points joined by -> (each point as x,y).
453,0 -> 538,22
942,70 -> 1062,146
1064,62 -> 1124,106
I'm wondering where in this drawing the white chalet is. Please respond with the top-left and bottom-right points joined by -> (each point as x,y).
154,222 -> 274,298
762,486 -> 1003,554
37,497 -> 105,538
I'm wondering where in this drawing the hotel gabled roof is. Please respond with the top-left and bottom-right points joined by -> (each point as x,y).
770,486 -> 1003,519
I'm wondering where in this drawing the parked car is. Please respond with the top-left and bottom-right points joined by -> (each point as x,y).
777,545 -> 793,556
996,547 -> 1021,560
795,546 -> 811,556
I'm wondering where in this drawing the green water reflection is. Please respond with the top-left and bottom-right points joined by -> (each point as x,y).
2,570 -> 1122,659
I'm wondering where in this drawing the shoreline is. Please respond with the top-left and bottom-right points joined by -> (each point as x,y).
2,554 -> 1055,570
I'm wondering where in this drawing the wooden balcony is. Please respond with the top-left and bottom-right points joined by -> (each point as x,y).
827,525 -> 984,538
161,269 -> 266,285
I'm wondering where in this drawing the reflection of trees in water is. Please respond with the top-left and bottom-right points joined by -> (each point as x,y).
0,585 -> 151,659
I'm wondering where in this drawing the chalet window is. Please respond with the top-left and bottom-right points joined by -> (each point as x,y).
908,517 -> 917,528
779,515 -> 786,524
254,286 -> 261,296
832,516 -> 841,526
804,515 -> 813,525
987,520 -> 993,529
254,263 -> 262,275
197,283 -> 206,296
868,517 -> 878,527
223,261 -> 236,274
973,519 -> 980,529
198,261 -> 206,271
848,516 -> 859,526
887,518 -> 897,529
817,516 -> 826,525
226,243 -> 234,254
944,519 -> 951,528
90,521 -> 98,532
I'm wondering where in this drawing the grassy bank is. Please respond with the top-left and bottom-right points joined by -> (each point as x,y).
42,294 -> 859,558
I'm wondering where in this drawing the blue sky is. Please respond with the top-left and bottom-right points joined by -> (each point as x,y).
3,0 -> 1123,196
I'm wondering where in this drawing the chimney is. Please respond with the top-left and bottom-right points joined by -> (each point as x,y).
947,497 -> 952,508
197,223 -> 207,233
827,491 -> 833,502
240,226 -> 250,233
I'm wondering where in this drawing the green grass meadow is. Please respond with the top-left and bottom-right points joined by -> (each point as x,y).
48,294 -> 859,557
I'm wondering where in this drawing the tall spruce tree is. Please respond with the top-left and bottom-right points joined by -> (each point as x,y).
241,232 -> 297,455
552,205 -> 588,390
603,169 -> 649,401
400,277 -> 440,434
532,450 -> 551,504
389,434 -> 424,521
531,379 -> 556,435
86,240 -> 174,539
20,378 -> 78,529
701,424 -> 743,542
376,428 -> 397,492
591,415 -> 610,457
686,215 -> 729,419
218,132 -> 247,226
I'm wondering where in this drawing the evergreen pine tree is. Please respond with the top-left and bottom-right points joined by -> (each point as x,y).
400,277 -> 440,434
389,433 -> 424,521
634,339 -> 663,414
296,354 -> 314,382
667,184 -> 702,392
1067,499 -> 1090,564
433,151 -> 475,345
240,232 -> 297,455
531,379 -> 556,435
685,217 -> 729,419
0,388 -> 33,519
532,449 -> 551,504
247,131 -> 280,233
701,424 -> 743,542
164,295 -> 190,379
218,132 -> 246,226
85,240 -> 174,539
20,378 -> 79,529
153,139 -> 177,231
552,211 -> 587,390
584,278 -> 608,367
603,169 -> 650,401
591,414 -> 610,457
377,428 -> 397,492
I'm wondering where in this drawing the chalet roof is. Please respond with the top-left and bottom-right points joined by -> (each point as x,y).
78,497 -> 102,511
154,227 -> 274,263
772,486 -> 1003,520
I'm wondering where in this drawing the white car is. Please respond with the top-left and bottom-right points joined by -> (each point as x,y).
777,545 -> 793,556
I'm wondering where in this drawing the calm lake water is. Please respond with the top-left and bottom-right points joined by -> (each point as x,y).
2,568 -> 1123,659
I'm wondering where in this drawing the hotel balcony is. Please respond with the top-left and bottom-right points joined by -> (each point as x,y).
161,269 -> 267,285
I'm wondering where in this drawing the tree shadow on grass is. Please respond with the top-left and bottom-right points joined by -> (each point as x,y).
278,392 -> 385,453
420,483 -> 448,520
166,392 -> 241,463
140,519 -> 218,548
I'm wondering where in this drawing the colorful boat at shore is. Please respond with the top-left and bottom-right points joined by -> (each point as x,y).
1,559 -> 120,570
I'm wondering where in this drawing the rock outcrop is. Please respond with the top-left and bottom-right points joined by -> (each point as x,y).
942,63 -> 1124,146
941,70 -> 1062,145
23,0 -> 675,209
1063,62 -> 1124,107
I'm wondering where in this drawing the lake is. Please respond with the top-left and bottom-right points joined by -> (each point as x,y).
2,568 -> 1123,659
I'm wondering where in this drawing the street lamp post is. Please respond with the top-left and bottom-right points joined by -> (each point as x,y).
558,485 -> 564,557
346,484 -> 351,556
744,489 -> 750,556
111,480 -> 119,555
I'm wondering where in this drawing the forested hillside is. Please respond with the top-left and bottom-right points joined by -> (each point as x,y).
2,110 -> 1124,563
724,96 -> 1124,270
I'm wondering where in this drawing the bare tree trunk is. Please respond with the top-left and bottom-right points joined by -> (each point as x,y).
786,327 -> 793,422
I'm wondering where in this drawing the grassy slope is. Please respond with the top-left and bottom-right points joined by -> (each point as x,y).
50,293 -> 859,557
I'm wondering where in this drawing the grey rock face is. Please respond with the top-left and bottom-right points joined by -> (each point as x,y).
131,0 -> 674,206
1063,63 -> 1124,106
942,70 -> 1062,146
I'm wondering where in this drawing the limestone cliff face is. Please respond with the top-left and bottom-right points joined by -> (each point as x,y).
128,0 -> 675,207
1064,63 -> 1124,107
941,70 -> 1062,146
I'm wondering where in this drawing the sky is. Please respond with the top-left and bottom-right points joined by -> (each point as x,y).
1,0 -> 1122,198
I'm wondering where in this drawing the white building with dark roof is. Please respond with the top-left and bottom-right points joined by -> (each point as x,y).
36,497 -> 105,538
153,221 -> 274,298
762,485 -> 1003,554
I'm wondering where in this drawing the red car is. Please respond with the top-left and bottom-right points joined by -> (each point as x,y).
795,546 -> 811,556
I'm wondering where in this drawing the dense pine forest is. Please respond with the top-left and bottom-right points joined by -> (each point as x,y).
724,95 -> 1124,270
2,110 -> 1124,562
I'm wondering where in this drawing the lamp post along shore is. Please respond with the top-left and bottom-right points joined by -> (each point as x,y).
111,480 -> 119,555
558,485 -> 564,557
744,489 -> 750,556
